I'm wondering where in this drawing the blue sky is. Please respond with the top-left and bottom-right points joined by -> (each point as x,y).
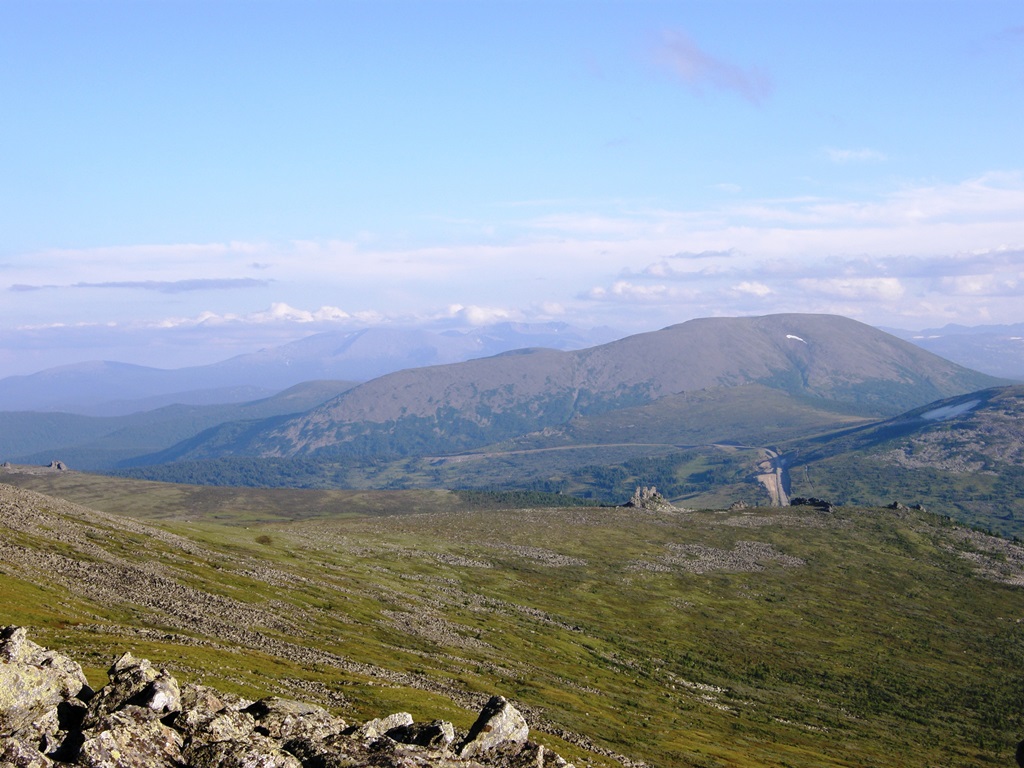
1,0 -> 1023,376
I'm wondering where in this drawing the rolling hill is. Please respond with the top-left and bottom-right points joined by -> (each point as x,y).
136,314 -> 1003,466
6,313 -> 1016,539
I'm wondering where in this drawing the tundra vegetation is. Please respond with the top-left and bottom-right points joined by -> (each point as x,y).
3,473 -> 1024,767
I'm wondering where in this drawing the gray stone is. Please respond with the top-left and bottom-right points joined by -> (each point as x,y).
387,718 -> 456,749
458,696 -> 529,759
77,706 -> 183,767
84,654 -> 179,729
244,696 -> 344,741
179,683 -> 251,715
0,629 -> 578,768
0,735 -> 54,767
184,733 -> 302,768
176,707 -> 255,746
172,682 -> 256,748
349,711 -> 413,742
623,486 -> 677,512
0,627 -> 87,738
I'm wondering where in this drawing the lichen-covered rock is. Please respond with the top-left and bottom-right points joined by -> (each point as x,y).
184,733 -> 302,768
76,705 -> 183,767
181,708 -> 255,746
388,719 -> 456,749
0,627 -> 88,738
277,733 -> 357,768
366,737 -> 467,766
245,696 -> 344,742
458,696 -> 529,759
178,683 -> 251,716
171,682 -> 256,751
0,629 -> 88,689
84,653 -> 179,729
349,710 -> 413,742
0,735 -> 55,767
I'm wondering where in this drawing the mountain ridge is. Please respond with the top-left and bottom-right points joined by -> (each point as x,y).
0,323 -> 617,415
884,321 -> 1024,380
172,313 -> 1003,462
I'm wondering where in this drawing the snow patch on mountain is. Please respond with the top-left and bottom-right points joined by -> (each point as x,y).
921,399 -> 980,421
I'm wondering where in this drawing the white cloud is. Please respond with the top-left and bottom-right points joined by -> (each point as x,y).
257,303 -> 303,322
795,277 -> 906,301
13,278 -> 269,293
445,304 -> 521,325
933,273 -> 1022,297
27,241 -> 264,270
152,304 -> 359,329
733,281 -> 773,297
8,173 -> 1020,306
586,280 -> 701,304
157,311 -> 237,329
631,251 -> 742,281
537,301 -> 567,317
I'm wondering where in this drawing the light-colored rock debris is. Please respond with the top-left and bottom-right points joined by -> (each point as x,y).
0,627 -> 575,768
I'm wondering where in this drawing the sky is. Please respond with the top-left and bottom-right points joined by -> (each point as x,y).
1,0 -> 1023,377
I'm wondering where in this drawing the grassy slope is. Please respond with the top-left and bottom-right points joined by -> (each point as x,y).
0,470 -> 471,523
3,476 -> 1024,767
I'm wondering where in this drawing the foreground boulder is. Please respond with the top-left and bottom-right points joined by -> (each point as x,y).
0,626 -> 90,742
458,696 -> 529,759
0,626 -> 573,767
83,652 -> 181,727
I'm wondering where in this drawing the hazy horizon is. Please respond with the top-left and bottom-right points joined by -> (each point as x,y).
2,1 -> 1022,377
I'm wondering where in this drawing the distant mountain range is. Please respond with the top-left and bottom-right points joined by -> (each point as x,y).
4,319 -> 1022,418
0,322 -> 619,415
885,321 -> 1024,380
112,313 -> 1002,470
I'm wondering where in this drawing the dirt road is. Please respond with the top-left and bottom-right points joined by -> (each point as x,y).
755,449 -> 791,507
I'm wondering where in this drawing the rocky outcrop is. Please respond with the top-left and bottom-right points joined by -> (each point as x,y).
0,627 -> 573,768
622,486 -> 678,512
789,497 -> 836,513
